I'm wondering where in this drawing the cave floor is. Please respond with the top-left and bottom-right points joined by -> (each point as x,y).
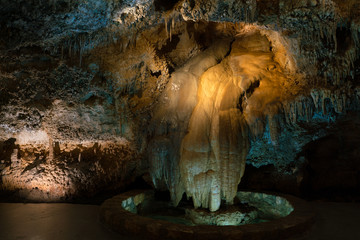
0,201 -> 359,240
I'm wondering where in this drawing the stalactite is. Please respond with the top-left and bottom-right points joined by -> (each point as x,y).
320,24 -> 324,39
333,25 -> 337,53
119,39 -> 123,53
249,2 -> 256,22
79,36 -> 83,67
131,32 -> 137,48
268,114 -> 279,145
244,7 -> 248,23
170,25 -> 172,42
68,42 -> 72,57
165,17 -> 168,38
61,45 -> 64,60
352,27 -> 359,48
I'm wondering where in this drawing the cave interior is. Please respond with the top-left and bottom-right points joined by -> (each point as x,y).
1,0 -> 360,239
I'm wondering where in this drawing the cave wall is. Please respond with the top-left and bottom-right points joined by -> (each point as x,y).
1,0 -> 360,204
240,112 -> 360,201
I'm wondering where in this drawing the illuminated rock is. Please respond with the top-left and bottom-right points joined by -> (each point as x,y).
179,29 -> 300,211
1,140 -> 137,201
0,0 -> 360,205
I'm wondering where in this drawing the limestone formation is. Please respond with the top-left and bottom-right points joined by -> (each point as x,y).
0,0 -> 360,206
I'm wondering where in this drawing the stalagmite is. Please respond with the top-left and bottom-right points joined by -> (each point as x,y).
178,30 -> 297,211
149,38 -> 234,207
179,58 -> 249,211
10,149 -> 20,168
48,137 -> 54,163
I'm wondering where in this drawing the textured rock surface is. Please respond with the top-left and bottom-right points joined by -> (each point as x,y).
0,140 -> 138,201
185,205 -> 258,226
1,0 -> 360,205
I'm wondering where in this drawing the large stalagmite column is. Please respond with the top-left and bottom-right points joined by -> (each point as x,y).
149,24 -> 301,211
180,56 -> 250,211
148,36 -> 234,207
179,29 -> 297,211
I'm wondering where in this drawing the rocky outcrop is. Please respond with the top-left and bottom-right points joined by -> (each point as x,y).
0,138 -> 138,201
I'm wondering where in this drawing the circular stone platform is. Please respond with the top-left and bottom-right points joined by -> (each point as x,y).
100,190 -> 314,240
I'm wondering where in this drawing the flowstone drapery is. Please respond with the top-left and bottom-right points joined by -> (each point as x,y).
149,27 -> 301,211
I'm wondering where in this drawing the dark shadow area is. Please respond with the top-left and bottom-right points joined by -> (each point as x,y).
21,156 -> 46,174
154,0 -> 180,12
150,70 -> 162,78
241,113 -> 360,202
336,25 -> 352,55
239,164 -> 302,196
189,0 -> 195,8
154,190 -> 172,201
0,138 -> 17,167
256,0 -> 280,17
71,174 -> 153,205
300,123 -> 360,201
158,34 -> 180,56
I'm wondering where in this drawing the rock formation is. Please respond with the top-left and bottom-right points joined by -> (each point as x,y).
1,0 -> 360,207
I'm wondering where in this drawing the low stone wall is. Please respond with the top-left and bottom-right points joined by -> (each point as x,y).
237,192 -> 294,219
100,190 -> 315,240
